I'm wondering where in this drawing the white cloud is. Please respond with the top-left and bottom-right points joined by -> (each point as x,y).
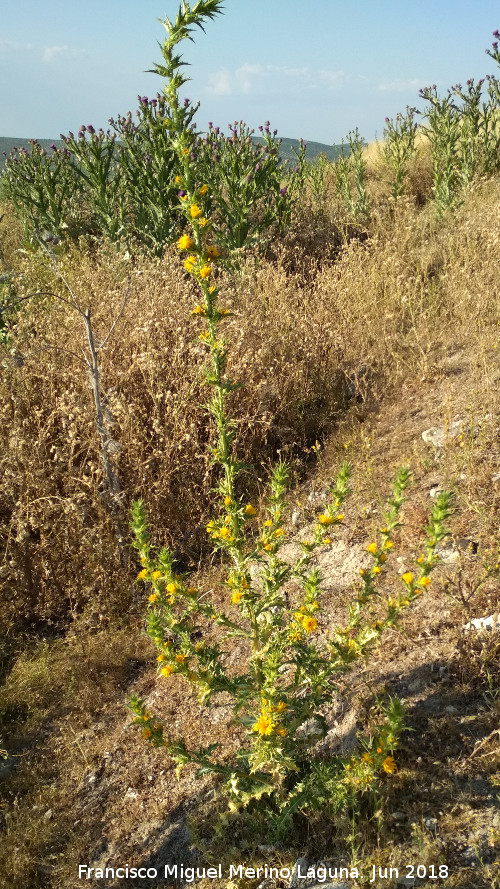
42,45 -> 85,64
0,38 -> 33,52
377,78 -> 423,93
205,62 -> 347,96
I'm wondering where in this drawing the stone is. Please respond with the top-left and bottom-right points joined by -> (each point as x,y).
464,614 -> 500,632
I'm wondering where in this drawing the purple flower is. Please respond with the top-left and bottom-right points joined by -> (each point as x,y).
493,29 -> 499,39
183,97 -> 189,107
279,187 -> 287,196
86,124 -> 95,134
177,190 -> 186,198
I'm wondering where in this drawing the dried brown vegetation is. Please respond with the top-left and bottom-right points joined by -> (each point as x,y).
0,148 -> 499,888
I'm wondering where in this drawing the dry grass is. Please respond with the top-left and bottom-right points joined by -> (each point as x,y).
0,158 -> 499,888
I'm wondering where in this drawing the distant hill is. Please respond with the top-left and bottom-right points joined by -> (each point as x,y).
0,135 -> 342,173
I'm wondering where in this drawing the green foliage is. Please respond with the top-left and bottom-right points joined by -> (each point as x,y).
382,107 -> 418,199
334,129 -> 369,221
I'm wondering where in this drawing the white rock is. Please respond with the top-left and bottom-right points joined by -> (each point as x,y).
464,614 -> 500,632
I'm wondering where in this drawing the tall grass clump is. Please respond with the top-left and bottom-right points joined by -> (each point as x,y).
129,0 -> 453,837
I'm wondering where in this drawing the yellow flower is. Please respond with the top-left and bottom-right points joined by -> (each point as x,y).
183,255 -> 196,272
156,654 -> 165,662
166,582 -> 176,594
148,593 -> 159,603
378,553 -> 387,563
160,665 -> 173,677
361,752 -> 372,763
323,537 -> 331,545
224,496 -> 232,506
218,526 -> 233,540
252,712 -> 274,735
137,569 -> 148,580
294,611 -> 304,622
302,616 -> 317,633
416,555 -> 424,564
383,540 -> 394,549
372,565 -> 381,574
366,542 -> 377,554
181,148 -> 189,155
189,204 -> 202,218
198,184 -> 208,195
151,570 -> 162,580
336,513 -> 344,521
417,575 -> 431,586
142,727 -> 152,739
197,264 -> 211,279
274,726 -> 286,737
274,701 -> 287,712
198,217 -> 208,227
231,591 -> 243,604
274,528 -> 284,537
244,503 -> 257,516
191,304 -> 205,315
175,653 -> 186,664
174,175 -> 182,184
401,572 -> 413,584
382,755 -> 396,774
176,234 -> 193,250
318,513 -> 333,525
205,245 -> 220,259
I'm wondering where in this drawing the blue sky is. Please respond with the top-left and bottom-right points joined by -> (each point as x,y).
1,0 -> 499,144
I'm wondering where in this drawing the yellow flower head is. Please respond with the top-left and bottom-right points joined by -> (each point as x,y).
175,653 -> 186,664
174,175 -> 182,185
166,582 -> 177,594
318,513 -> 333,525
263,519 -> 272,527
244,503 -> 257,516
197,264 -> 212,279
137,569 -> 148,580
401,572 -> 413,584
372,565 -> 381,574
198,217 -> 208,227
156,654 -> 165,662
302,616 -> 317,633
366,542 -> 377,554
252,712 -> 274,735
231,591 -> 243,604
191,305 -> 205,315
148,593 -> 159,604
382,755 -> 396,774
417,575 -> 431,587
189,204 -> 202,218
160,665 -> 173,677
274,701 -> 287,712
198,184 -> 208,195
176,234 -> 193,251
183,255 -> 196,272
383,540 -> 394,550
323,537 -> 331,545
205,245 -> 220,260
274,726 -> 286,737
151,570 -> 162,580
224,495 -> 232,506
142,727 -> 152,739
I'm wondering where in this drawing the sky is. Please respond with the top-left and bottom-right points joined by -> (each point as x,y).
1,0 -> 499,145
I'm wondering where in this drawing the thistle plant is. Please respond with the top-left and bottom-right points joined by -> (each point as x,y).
419,85 -> 461,212
109,94 -> 185,254
3,140 -> 78,240
381,107 -> 418,199
194,121 -> 304,259
128,1 -> 453,830
61,126 -> 124,241
334,129 -> 369,221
